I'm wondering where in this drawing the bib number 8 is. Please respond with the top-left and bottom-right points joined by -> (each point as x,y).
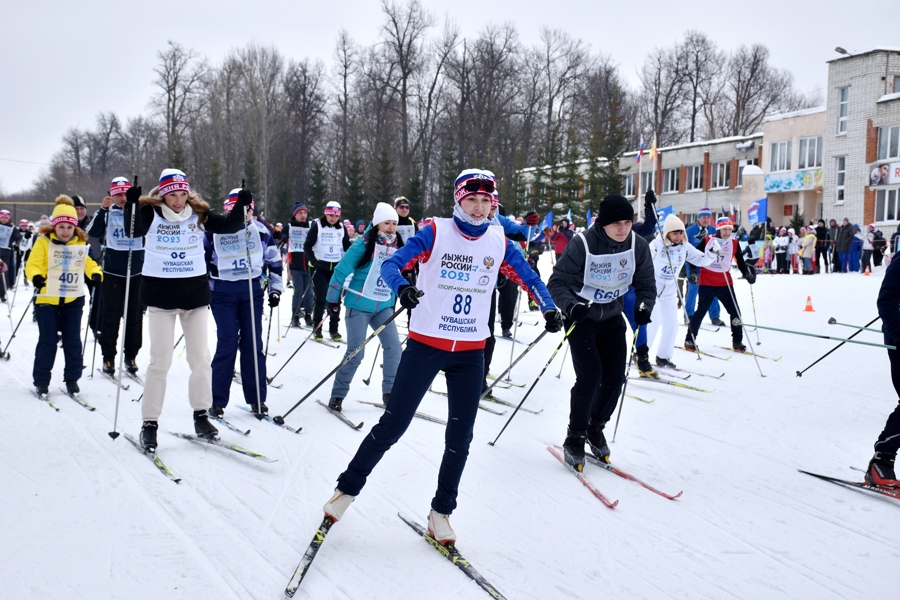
452,294 -> 472,315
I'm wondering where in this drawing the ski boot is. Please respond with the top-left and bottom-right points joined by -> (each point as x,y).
427,510 -> 456,546
683,338 -> 697,352
304,314 -> 313,327
501,329 -> 512,338
481,381 -> 494,400
125,357 -> 138,375
250,402 -> 269,416
140,421 -> 158,452
636,344 -> 660,379
711,318 -> 727,327
314,328 -> 324,342
193,410 -> 219,439
865,451 -> 899,487
655,356 -> 677,369
35,384 -> 49,396
208,406 -> 225,419
290,316 -> 301,328
330,331 -> 343,342
327,397 -> 344,412
65,380 -> 80,395
323,488 -> 356,522
587,423 -> 610,462
562,427 -> 587,471
733,341 -> 747,353
102,359 -> 115,376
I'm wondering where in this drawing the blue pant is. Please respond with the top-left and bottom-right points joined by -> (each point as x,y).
685,264 -> 720,319
290,269 -> 313,319
338,339 -> 484,514
330,306 -> 401,398
622,288 -> 647,347
210,279 -> 266,407
33,297 -> 84,387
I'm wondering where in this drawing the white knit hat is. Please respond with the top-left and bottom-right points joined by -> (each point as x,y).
372,202 -> 399,226
324,201 -> 342,216
662,214 -> 686,246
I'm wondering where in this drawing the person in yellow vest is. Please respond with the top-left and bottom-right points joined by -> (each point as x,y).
25,196 -> 102,397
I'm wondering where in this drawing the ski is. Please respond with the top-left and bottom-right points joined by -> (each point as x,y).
96,368 -> 130,390
481,396 -> 542,414
397,513 -> 508,600
33,389 -> 60,411
625,392 -> 655,404
316,399 -> 364,430
547,445 -> 618,508
632,367 -> 690,380
486,373 -> 525,388
284,516 -> 335,598
629,376 -> 713,393
123,433 -> 181,483
124,371 -> 144,386
210,414 -> 251,436
313,339 -> 341,349
798,469 -> 900,501
236,405 -> 302,433
680,323 -> 720,333
585,455 -> 683,500
170,432 -> 277,463
496,335 -> 524,345
716,346 -> 782,361
356,400 -> 446,425
57,387 -> 95,411
675,346 -> 731,360
657,364 -> 725,379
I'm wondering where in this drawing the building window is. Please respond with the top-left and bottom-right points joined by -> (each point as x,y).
770,140 -> 791,172
895,76 -> 900,94
877,125 -> 900,161
663,168 -> 679,193
737,158 -> 758,187
622,173 -> 635,198
711,162 -> 730,189
798,136 -> 823,169
838,87 -> 849,134
875,189 -> 899,221
686,165 -> 703,191
640,171 -> 655,195
835,157 -> 846,203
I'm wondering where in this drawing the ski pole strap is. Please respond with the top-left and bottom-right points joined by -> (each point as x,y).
749,323 -> 894,349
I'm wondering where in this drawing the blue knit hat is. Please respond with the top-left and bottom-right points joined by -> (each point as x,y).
698,207 -> 712,218
292,202 -> 307,215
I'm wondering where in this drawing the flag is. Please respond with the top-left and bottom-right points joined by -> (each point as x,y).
566,208 -> 573,224
656,205 -> 673,220
648,134 -> 657,162
544,211 -> 554,229
586,208 -> 592,226
636,138 -> 645,163
729,202 -> 736,223
747,199 -> 767,226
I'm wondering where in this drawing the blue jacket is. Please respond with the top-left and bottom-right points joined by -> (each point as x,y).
326,236 -> 398,313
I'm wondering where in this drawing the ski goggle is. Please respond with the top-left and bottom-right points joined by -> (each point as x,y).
461,179 -> 495,194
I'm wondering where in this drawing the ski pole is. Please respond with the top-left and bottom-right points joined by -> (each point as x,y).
1,275 -> 11,326
276,301 -> 281,342
612,328 -> 640,443
827,317 -> 882,333
489,323 -> 575,446
240,198 -> 265,419
267,319 -> 324,385
264,306 -> 274,356
505,287 -> 521,382
0,289 -> 37,359
9,261 -> 21,311
482,329 -> 550,400
747,322 -> 894,349
81,286 -> 95,362
283,278 -> 313,338
90,330 -> 99,378
273,297 -> 421,426
110,175 -> 138,441
555,343 -> 569,379
749,284 -> 761,346
362,342 -> 381,386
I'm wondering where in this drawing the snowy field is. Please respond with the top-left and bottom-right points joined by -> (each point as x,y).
2,253 -> 898,600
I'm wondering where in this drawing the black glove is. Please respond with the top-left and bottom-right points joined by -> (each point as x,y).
398,286 -> 422,310
268,292 -> 280,307
91,274 -> 101,285
236,189 -> 254,209
33,275 -> 46,289
635,301 -> 652,326
744,268 -> 757,285
569,303 -> 590,322
125,185 -> 142,205
543,309 -> 563,333
525,210 -> 540,226
327,301 -> 341,315
689,272 -> 698,285
644,189 -> 657,211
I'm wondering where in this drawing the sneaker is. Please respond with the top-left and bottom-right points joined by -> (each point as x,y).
140,421 -> 159,452
35,384 -> 49,396
125,357 -> 138,374
683,338 -> 697,351
208,406 -> 225,419
323,488 -> 356,522
711,318 -> 727,327
732,342 -> 747,352
865,452 -> 899,487
250,402 -> 269,416
327,397 -> 344,412
587,424 -> 610,462
65,380 -> 79,395
330,332 -> 343,342
562,427 -> 586,471
655,357 -> 677,369
193,410 -> 219,439
427,509 -> 457,545
501,329 -> 512,338
102,360 -> 115,376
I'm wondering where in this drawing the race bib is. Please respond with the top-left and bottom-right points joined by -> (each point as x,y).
360,244 -> 396,301
105,209 -> 144,251
576,233 -> 635,304
288,225 -> 309,253
213,223 -> 264,281
142,212 -> 206,278
397,224 -> 416,244
44,244 -> 88,298
0,226 -> 12,249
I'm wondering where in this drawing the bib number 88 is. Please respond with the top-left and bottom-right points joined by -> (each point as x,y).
452,294 -> 472,315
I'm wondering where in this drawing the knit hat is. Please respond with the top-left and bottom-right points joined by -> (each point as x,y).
662,214 -> 686,246
355,220 -> 366,229
292,202 -> 307,216
596,195 -> 634,228
482,170 -> 499,206
51,195 -> 78,227
780,227 -> 787,233
454,169 -> 494,204
19,219 -> 27,227
394,196 -> 410,208
716,216 -> 733,229
71,195 -> 87,209
223,188 -> 254,213
324,201 -> 342,216
373,202 -> 399,226
110,177 -> 131,196
698,207 -> 712,218
158,168 -> 190,197
0,210 -> 9,218
869,223 -> 876,230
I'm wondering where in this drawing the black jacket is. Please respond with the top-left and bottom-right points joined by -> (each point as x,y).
303,217 -> 352,273
835,224 -> 855,253
87,206 -> 145,277
287,218 -> 310,272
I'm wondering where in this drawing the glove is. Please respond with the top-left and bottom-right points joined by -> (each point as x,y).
543,309 -> 563,333
125,185 -> 142,205
644,189 -> 657,212
569,303 -> 590,322
525,210 -> 540,226
398,286 -> 422,310
33,275 -> 46,289
327,301 -> 341,315
744,268 -> 757,285
706,238 -> 721,255
91,274 -> 102,285
689,272 -> 698,285
268,292 -> 281,308
635,301 -> 652,326
236,189 -> 254,210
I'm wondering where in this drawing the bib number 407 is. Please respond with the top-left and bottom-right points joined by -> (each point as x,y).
452,294 -> 472,315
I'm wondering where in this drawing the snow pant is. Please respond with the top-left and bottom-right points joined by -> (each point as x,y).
776,252 -> 788,273
875,344 -> 900,454
816,246 -> 829,273
290,268 -> 313,322
849,249 -> 861,272
497,277 -> 518,331
142,306 -> 212,421
98,274 -> 143,363
330,306 -> 401,399
565,315 -> 628,433
685,263 -> 720,319
312,267 -> 339,335
839,252 -> 850,272
622,288 -> 647,347
338,339 -> 484,514
33,296 -> 84,387
861,250 -> 873,272
210,279 -> 266,408
688,284 -> 743,346
645,281 -> 678,361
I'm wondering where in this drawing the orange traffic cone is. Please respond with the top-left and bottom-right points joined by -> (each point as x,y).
864,266 -> 871,276
803,296 -> 815,312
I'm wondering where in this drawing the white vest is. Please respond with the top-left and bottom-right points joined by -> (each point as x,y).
397,224 -> 416,244
705,237 -> 734,273
288,224 -> 309,253
410,219 -> 506,341
105,207 -> 144,251
576,232 -> 635,304
650,236 -> 687,283
312,222 -> 345,262
142,211 -> 206,278
213,222 -> 264,281
43,243 -> 88,298
359,244 -> 397,301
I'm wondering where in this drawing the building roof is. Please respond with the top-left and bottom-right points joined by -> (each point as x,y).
827,47 -> 900,63
763,106 -> 826,123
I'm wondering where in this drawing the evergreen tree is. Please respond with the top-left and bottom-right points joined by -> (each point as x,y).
405,165 -> 423,218
560,127 -> 584,226
205,150 -> 224,203
243,145 -> 260,196
169,139 -> 187,172
342,146 -> 366,222
371,148 -> 395,209
307,159 -> 328,216
436,135 -> 458,216
273,167 -> 292,221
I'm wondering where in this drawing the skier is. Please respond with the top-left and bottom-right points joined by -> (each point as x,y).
0,208 -> 23,299
321,168 -> 560,544
684,216 -> 756,353
547,194 -> 656,469
303,201 -> 352,341
646,214 -> 719,369
14,219 -> 33,287
394,196 -> 418,244
286,202 -> 313,328
324,202 -> 403,411
124,169 -> 250,451
685,207 -> 724,324
25,196 -> 102,395
87,177 -> 146,376
869,255 -> 900,487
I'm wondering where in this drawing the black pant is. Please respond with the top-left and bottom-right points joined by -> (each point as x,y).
566,317 -> 628,432
312,267 -> 339,335
497,277 -> 518,331
775,253 -> 787,274
876,346 -> 900,454
34,297 -> 84,386
815,246 -> 829,273
99,274 -> 144,362
688,285 -> 742,345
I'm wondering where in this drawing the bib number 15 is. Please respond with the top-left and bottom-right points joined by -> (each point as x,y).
452,294 -> 472,315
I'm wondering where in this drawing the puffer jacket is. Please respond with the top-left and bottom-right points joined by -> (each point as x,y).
25,232 -> 103,305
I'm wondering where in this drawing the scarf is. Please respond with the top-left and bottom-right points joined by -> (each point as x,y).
377,230 -> 398,247
453,203 -> 489,228
160,203 -> 193,223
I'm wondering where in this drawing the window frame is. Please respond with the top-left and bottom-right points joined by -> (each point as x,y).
877,125 -> 900,161
875,188 -> 899,221
662,168 -> 679,194
711,162 -> 730,189
686,165 -> 704,191
621,173 -> 635,198
640,171 -> 655,196
838,87 -> 849,134
835,156 -> 846,204
798,136 -> 823,169
770,140 -> 792,172
737,158 -> 758,187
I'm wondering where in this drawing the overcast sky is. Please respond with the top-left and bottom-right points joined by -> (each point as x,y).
0,0 -> 879,195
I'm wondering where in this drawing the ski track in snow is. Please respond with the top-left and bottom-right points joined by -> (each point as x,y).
3,257 -> 900,599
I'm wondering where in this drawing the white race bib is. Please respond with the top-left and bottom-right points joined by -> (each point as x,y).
142,211 -> 206,278
0,226 -> 12,249
44,244 -> 88,298
313,224 -> 344,262
360,244 -> 396,301
288,225 -> 309,253
213,222 -> 264,281
397,224 -> 416,244
652,242 -> 686,283
105,208 -> 144,251
576,232 -> 635,304
705,238 -> 734,273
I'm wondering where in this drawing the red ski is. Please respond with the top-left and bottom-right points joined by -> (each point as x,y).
547,445 -> 618,508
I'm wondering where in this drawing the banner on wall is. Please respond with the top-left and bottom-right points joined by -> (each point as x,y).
870,162 -> 900,186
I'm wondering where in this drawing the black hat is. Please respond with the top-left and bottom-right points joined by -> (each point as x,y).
394,196 -> 410,208
596,195 -> 634,228
70,195 -> 87,209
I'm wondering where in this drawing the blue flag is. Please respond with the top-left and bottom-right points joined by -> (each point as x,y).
544,211 -> 554,228
586,208 -> 593,225
656,205 -> 673,221
566,208 -> 573,224
747,199 -> 768,226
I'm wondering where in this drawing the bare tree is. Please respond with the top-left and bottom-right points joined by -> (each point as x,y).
332,30 -> 359,177
536,28 -> 588,154
677,31 -> 724,142
716,44 -> 796,137
638,46 -> 684,146
151,41 -> 209,161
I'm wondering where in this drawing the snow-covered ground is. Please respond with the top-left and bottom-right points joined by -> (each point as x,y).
2,254 -> 898,600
